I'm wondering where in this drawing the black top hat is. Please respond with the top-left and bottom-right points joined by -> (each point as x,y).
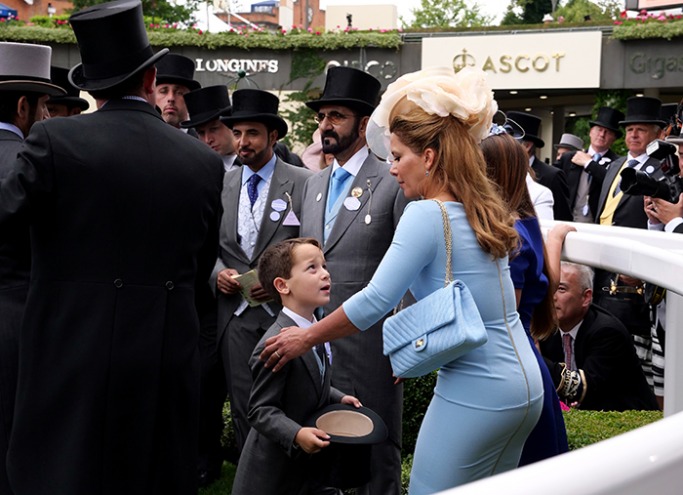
68,0 -> 169,91
180,85 -> 231,128
506,111 -> 544,148
619,96 -> 667,128
306,66 -> 381,117
220,89 -> 287,139
659,103 -> 678,125
155,53 -> 200,91
589,106 -> 624,138
48,66 -> 90,111
305,404 -> 388,489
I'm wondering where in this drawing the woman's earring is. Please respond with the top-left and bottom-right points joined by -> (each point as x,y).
425,169 -> 430,177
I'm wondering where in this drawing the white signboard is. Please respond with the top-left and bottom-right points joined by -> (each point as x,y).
422,31 -> 602,89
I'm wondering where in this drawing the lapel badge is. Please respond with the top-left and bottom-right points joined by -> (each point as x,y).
316,192 -> 322,202
271,198 -> 287,212
344,196 -> 361,211
270,211 -> 281,222
351,187 -> 363,198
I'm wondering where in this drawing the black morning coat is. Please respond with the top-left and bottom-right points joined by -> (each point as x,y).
0,99 -> 224,495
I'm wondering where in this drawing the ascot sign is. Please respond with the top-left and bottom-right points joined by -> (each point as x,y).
422,31 -> 602,89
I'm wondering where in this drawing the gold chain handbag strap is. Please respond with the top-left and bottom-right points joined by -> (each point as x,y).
432,199 -> 453,287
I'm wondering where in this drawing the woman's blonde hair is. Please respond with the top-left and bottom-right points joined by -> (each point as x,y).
389,98 -> 518,259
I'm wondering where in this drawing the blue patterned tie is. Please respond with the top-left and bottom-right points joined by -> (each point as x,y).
247,174 -> 262,207
327,167 -> 351,210
613,159 -> 639,197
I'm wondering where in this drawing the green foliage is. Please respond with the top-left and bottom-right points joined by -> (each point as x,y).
404,0 -> 493,29
554,0 -> 616,23
29,14 -> 71,28
613,15 -> 683,41
522,0 -> 553,23
69,0 -> 198,25
401,372 -> 437,454
564,409 -> 662,449
277,51 -> 326,151
0,24 -> 402,50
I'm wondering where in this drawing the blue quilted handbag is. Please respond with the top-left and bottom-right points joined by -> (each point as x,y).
382,200 -> 488,378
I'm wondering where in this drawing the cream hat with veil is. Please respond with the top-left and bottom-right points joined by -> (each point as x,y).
366,66 -> 498,161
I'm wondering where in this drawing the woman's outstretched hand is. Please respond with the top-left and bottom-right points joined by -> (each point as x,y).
260,326 -> 312,372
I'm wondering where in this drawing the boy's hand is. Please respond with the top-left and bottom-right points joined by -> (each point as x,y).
294,427 -> 330,454
340,395 -> 362,408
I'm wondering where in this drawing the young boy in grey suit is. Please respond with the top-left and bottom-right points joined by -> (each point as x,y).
231,238 -> 360,494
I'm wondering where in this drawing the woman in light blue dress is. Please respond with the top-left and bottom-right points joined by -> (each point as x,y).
261,67 -> 544,493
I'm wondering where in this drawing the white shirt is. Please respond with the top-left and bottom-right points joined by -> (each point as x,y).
526,173 -> 554,221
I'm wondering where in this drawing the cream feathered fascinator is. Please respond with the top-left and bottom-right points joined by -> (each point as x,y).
366,66 -> 498,160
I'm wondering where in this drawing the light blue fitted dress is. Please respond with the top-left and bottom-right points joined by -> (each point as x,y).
343,200 -> 543,494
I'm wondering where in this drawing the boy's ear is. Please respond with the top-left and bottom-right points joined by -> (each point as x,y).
273,277 -> 290,296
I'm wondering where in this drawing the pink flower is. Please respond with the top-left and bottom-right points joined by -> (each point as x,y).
613,20 -> 623,25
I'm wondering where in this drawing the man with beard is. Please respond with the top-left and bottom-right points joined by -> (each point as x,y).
0,41 -> 64,495
284,66 -> 408,494
155,53 -> 200,130
212,89 -> 312,451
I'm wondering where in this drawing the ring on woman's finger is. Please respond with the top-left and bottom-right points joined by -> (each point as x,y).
275,350 -> 281,359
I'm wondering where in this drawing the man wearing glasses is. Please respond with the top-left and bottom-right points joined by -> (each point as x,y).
297,66 -> 408,495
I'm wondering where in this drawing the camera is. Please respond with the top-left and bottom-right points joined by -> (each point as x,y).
620,139 -> 683,203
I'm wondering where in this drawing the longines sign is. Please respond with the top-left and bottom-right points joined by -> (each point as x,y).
422,31 -> 602,89
195,58 -> 279,74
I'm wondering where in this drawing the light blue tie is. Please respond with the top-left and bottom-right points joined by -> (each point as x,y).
613,159 -> 639,197
327,167 -> 351,211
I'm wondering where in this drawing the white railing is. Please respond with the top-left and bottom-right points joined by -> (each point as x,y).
437,221 -> 683,495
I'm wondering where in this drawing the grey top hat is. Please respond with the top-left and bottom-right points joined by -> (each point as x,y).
68,0 -> 169,91
155,53 -> 200,91
48,66 -> 90,111
0,42 -> 66,96
180,85 -> 231,128
554,133 -> 584,151
619,96 -> 667,128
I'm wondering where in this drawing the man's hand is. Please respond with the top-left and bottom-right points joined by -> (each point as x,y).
644,195 -> 662,224
571,151 -> 593,167
249,283 -> 271,302
216,268 -> 240,295
294,427 -> 330,454
646,193 -> 683,226
260,326 -> 312,371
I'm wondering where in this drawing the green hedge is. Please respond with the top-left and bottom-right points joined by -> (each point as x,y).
0,24 -> 402,50
6,18 -> 683,48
